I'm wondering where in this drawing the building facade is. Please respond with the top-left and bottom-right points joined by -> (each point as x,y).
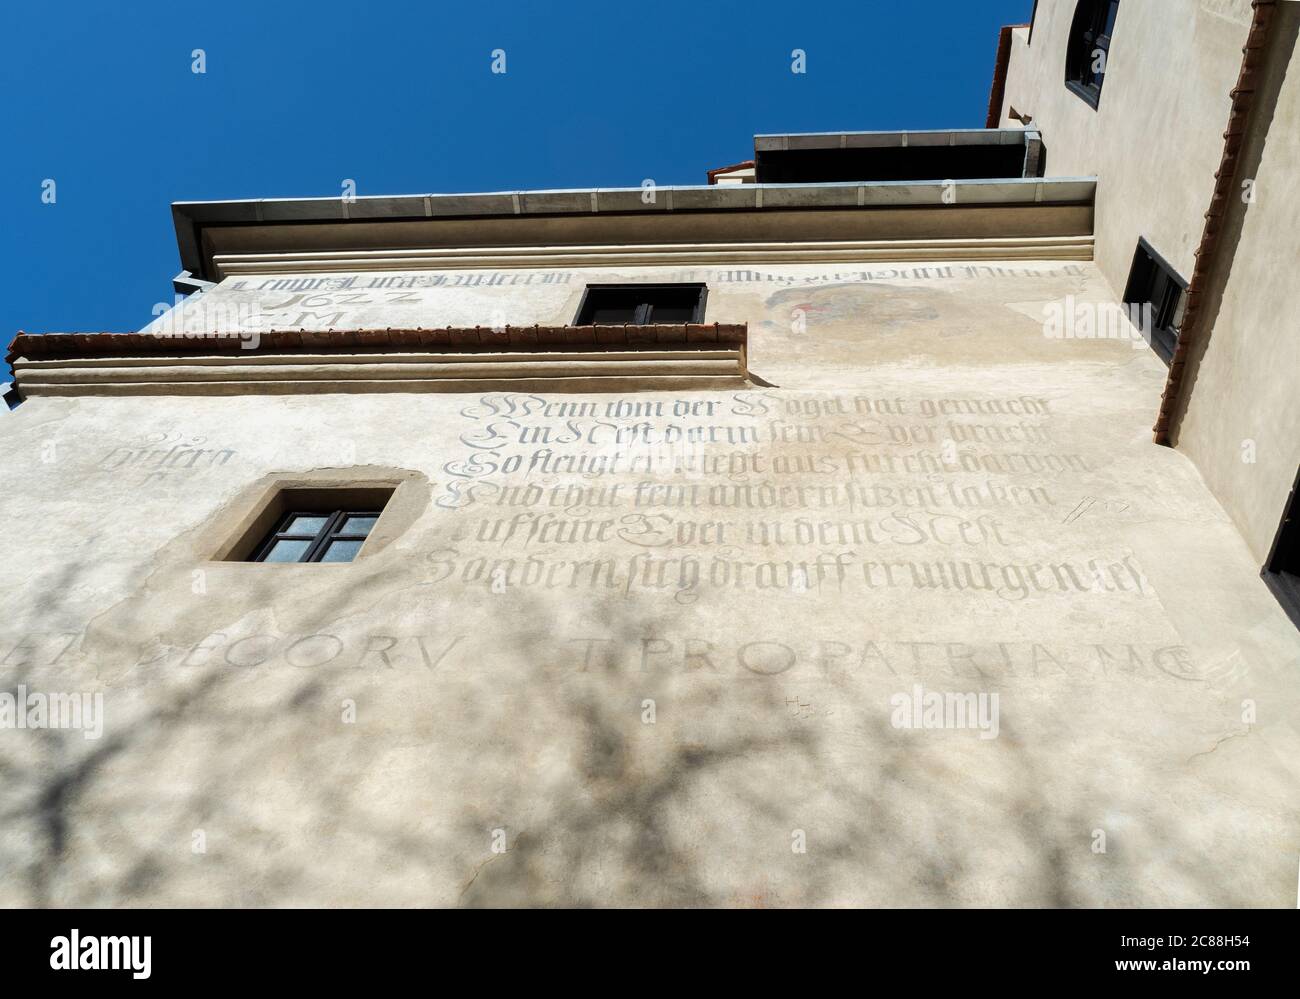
996,0 -> 1300,619
1,0 -> 1298,907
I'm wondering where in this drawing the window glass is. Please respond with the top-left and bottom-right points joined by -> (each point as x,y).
250,508 -> 385,563
284,515 -> 329,535
1066,0 -> 1120,108
339,516 -> 378,536
320,539 -> 364,563
265,539 -> 312,563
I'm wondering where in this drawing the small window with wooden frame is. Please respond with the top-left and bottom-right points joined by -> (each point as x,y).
216,485 -> 397,564
254,510 -> 381,563
573,284 -> 707,326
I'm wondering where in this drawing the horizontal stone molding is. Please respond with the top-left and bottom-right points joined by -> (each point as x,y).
17,376 -> 746,396
7,326 -> 750,397
212,235 -> 1094,275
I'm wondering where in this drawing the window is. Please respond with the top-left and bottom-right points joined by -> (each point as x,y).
1122,238 -> 1187,364
1066,0 -> 1119,108
574,284 -> 707,326
252,510 -> 381,563
211,480 -> 409,564
1264,467 -> 1300,630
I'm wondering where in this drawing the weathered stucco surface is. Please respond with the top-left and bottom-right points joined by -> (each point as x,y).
1001,0 -> 1300,594
2,259 -> 1299,907
1000,0 -> 1250,294
1172,5 -> 1300,564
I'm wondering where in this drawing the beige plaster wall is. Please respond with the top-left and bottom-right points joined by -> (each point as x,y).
1175,7 -> 1300,563
1003,0 -> 1300,566
1000,0 -> 1252,295
2,259 -> 1298,906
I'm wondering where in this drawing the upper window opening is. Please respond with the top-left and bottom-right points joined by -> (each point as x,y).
574,284 -> 707,326
1066,0 -> 1119,108
1122,237 -> 1187,365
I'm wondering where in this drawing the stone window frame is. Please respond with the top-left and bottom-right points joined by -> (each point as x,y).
208,470 -> 424,565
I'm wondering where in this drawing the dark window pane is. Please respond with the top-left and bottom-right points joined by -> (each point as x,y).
1066,0 -> 1118,106
590,306 -> 638,324
1274,481 -> 1300,575
647,305 -> 695,323
1145,266 -> 1165,300
264,538 -> 312,563
320,539 -> 364,563
284,515 -> 329,535
1103,0 -> 1119,34
576,284 -> 704,326
1123,238 -> 1185,365
1170,291 -> 1187,332
1264,468 -> 1300,629
338,515 -> 378,536
1156,280 -> 1181,331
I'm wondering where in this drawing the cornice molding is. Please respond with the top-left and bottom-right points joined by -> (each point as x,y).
7,325 -> 750,398
212,235 -> 1093,277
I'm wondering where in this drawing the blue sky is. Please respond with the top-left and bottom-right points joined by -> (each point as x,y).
0,0 -> 1031,377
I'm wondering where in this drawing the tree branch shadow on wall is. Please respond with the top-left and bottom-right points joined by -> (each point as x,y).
0,566 -> 1268,908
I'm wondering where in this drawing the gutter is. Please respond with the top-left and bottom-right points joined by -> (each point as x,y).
1153,0 -> 1278,444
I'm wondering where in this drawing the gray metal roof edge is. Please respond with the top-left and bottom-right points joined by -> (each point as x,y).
754,127 -> 1029,139
172,176 -> 1094,215
171,177 -> 1097,279
754,128 -> 1035,152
